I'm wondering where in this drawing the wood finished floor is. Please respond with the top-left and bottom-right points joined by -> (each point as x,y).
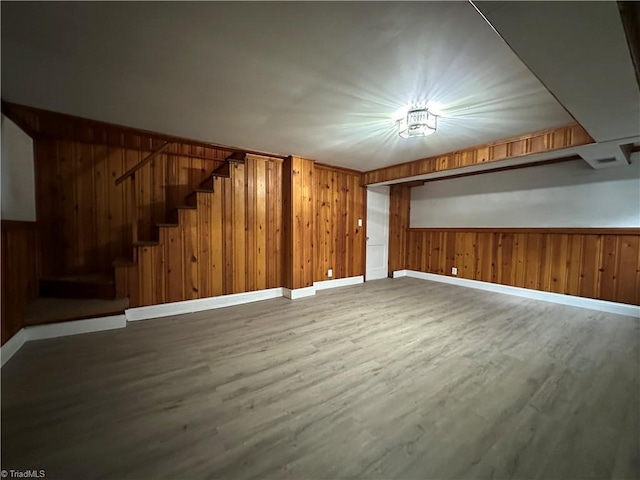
2,278 -> 638,480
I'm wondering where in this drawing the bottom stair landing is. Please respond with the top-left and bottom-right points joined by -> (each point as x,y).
24,297 -> 129,327
39,273 -> 116,300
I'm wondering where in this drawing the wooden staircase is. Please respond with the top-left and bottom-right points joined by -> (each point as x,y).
35,154 -> 239,307
112,152 -> 244,307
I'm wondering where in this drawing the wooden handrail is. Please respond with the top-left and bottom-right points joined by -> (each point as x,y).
115,142 -> 170,186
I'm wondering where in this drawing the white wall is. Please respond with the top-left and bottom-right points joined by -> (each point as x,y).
1,115 -> 36,221
411,157 -> 640,228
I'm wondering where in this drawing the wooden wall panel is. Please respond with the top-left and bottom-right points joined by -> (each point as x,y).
15,103 -> 367,309
35,136 -> 227,277
388,185 -> 411,274
231,162 -> 246,294
266,159 -> 283,289
117,155 -> 285,307
282,156 -> 315,290
313,164 -> 366,282
403,228 -> 640,305
1,221 -> 40,345
363,123 -> 593,185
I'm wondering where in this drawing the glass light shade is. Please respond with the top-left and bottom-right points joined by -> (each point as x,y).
397,108 -> 437,138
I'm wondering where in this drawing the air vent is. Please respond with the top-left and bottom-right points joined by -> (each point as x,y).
596,157 -> 617,164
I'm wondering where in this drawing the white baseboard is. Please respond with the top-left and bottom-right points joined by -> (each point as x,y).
126,287 -> 284,321
400,270 -> 640,318
314,275 -> 364,291
392,270 -> 408,278
1,314 -> 127,368
25,314 -> 127,341
2,277 -> 372,367
1,328 -> 26,367
285,275 -> 365,299
283,286 -> 316,299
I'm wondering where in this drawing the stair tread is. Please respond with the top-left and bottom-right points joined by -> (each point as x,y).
40,273 -> 113,285
40,273 -> 116,300
24,297 -> 129,327
186,189 -> 214,196
194,188 -> 215,193
113,257 -> 136,267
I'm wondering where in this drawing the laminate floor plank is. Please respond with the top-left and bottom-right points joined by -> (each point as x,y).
2,278 -> 638,479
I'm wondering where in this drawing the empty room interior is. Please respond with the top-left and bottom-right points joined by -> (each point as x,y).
1,2 -> 640,479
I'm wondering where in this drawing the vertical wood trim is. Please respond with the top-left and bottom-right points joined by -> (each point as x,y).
1,221 -> 40,345
388,185 -> 411,273
232,163 -> 246,294
282,156 -> 315,290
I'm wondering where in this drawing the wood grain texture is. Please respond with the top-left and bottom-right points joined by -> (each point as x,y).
1,221 -> 40,345
282,156 -> 315,290
116,157 -> 284,307
388,185 -> 411,274
35,137 -> 227,277
313,164 -> 366,282
2,101 -> 286,160
363,123 -> 594,185
404,229 -> 640,305
2,278 -> 638,479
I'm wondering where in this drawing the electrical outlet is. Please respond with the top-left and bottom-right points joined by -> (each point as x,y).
328,269 -> 333,277
358,218 -> 363,227
451,267 -> 458,276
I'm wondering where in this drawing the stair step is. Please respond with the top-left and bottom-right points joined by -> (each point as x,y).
40,273 -> 115,300
24,297 -> 129,327
199,176 -> 215,190
174,205 -> 197,210
185,189 -> 214,206
113,257 -> 136,267
213,161 -> 231,177
186,189 -> 214,196
134,240 -> 160,247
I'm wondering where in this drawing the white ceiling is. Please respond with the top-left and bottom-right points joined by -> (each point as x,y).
475,1 -> 640,148
1,1 -> 575,170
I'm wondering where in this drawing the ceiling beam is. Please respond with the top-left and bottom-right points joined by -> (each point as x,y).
362,123 -> 593,185
619,1 -> 640,90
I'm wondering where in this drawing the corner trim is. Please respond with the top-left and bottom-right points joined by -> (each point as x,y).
314,275 -> 364,291
0,329 -> 26,367
1,314 -> 127,368
24,314 -> 127,341
126,288 -> 285,321
283,286 -> 316,299
400,270 -> 640,318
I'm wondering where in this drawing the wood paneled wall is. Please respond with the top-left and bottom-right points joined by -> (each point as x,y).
403,228 -> 640,306
388,185 -> 411,274
116,156 -> 284,307
6,103 -> 370,311
1,221 -> 40,345
282,156 -> 315,290
363,124 -> 593,185
35,136 -> 228,276
313,164 -> 366,282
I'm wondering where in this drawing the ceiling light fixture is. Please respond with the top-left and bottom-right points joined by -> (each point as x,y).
396,107 -> 437,139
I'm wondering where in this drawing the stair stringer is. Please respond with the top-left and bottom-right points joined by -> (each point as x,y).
114,162 -> 246,308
